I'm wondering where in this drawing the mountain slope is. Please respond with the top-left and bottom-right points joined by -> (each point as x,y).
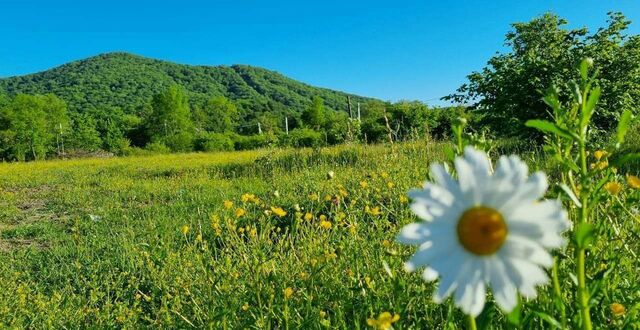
0,52 -> 373,115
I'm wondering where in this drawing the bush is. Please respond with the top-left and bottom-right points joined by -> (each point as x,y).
164,132 -> 194,152
283,128 -> 323,148
195,132 -> 234,152
145,142 -> 171,154
232,133 -> 277,150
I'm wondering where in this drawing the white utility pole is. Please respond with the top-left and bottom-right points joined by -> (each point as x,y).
285,117 -> 289,135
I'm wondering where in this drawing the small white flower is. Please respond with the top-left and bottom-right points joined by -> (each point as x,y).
397,147 -> 570,316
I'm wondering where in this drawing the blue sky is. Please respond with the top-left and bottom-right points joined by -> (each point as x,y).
1,1 -> 639,105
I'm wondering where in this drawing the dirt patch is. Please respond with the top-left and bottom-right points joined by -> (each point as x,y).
0,238 -> 48,252
0,185 -> 59,251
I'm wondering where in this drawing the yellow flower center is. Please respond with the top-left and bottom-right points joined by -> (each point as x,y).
457,206 -> 507,255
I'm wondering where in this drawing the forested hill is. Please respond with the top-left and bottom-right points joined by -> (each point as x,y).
0,52 -> 372,115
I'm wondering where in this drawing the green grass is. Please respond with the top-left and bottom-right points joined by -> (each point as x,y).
0,142 -> 637,328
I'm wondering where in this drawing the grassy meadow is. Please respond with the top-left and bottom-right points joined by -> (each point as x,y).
0,141 -> 637,328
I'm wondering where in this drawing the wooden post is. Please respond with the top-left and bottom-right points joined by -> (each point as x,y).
357,102 -> 361,122
383,107 -> 393,144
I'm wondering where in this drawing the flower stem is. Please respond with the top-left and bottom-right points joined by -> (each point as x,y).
576,247 -> 591,330
552,258 -> 567,329
576,138 -> 592,330
467,314 -> 477,330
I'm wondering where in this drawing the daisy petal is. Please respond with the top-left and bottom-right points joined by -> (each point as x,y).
396,223 -> 431,245
488,258 -> 519,313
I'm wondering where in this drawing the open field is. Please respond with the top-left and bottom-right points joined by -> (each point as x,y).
0,142 -> 638,328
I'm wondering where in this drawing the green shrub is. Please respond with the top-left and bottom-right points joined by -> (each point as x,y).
232,133 -> 277,150
283,128 -> 323,148
195,132 -> 234,152
145,141 -> 171,154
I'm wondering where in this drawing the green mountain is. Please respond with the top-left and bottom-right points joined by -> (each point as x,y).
0,52 -> 372,117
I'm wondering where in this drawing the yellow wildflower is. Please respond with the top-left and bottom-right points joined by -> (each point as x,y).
627,175 -> 640,189
387,182 -> 395,189
320,220 -> 332,229
284,287 -> 294,299
319,214 -> 327,221
309,193 -> 319,201
594,150 -> 608,161
399,195 -> 408,204
364,276 -> 374,289
590,160 -> 608,170
241,303 -> 249,311
324,194 -> 333,201
223,200 -> 233,209
271,206 -> 287,217
382,239 -> 391,248
366,206 -> 382,216
610,303 -> 625,317
195,234 -> 202,242
604,182 -> 622,195
380,171 -> 389,179
235,208 -> 246,218
180,225 -> 190,235
367,312 -> 399,330
360,181 -> 368,189
319,311 -> 327,318
304,212 -> 313,221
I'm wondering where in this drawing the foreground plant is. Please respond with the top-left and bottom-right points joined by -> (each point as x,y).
398,146 -> 570,324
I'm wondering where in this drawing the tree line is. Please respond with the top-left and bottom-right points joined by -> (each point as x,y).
0,86 -> 464,161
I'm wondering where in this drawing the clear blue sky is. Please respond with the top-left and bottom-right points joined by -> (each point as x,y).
1,1 -> 639,105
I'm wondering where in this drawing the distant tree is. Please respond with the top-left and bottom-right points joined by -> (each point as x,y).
67,113 -> 102,152
445,12 -> 640,137
302,96 -> 325,130
146,85 -> 194,151
201,96 -> 238,133
387,101 -> 430,141
0,94 -> 67,161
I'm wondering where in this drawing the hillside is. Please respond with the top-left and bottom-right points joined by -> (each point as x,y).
0,52 -> 372,115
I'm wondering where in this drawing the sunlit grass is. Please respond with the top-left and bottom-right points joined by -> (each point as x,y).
0,141 -> 637,328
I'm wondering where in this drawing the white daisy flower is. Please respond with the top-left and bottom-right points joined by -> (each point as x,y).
397,146 -> 570,316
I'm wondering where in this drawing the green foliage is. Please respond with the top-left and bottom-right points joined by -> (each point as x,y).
67,113 -> 103,152
231,133 -> 274,150
0,94 -> 68,161
146,85 -> 194,151
195,96 -> 238,133
447,12 -> 640,138
194,132 -> 235,152
301,96 -> 325,129
283,128 -> 323,148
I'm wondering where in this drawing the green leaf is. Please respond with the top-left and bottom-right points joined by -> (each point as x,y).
570,81 -> 582,105
574,223 -> 595,249
579,58 -> 593,81
525,120 -> 578,141
506,299 -> 522,327
612,153 -> 640,167
580,86 -> 600,129
542,86 -> 561,114
616,110 -> 633,146
534,311 -> 563,329
559,184 -> 581,207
